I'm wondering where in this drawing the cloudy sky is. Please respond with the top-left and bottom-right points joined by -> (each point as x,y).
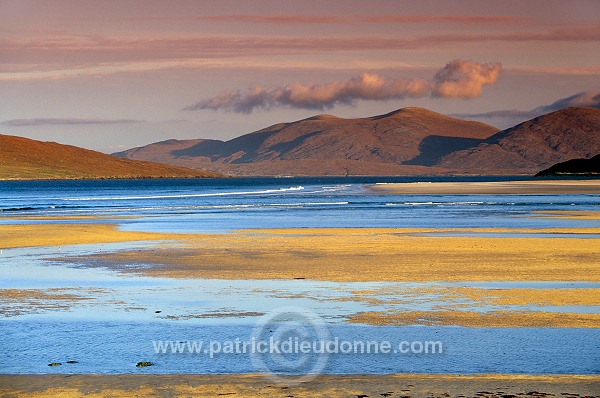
1,0 -> 599,153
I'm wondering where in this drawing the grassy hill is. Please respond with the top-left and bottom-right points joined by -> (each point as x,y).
0,134 -> 221,180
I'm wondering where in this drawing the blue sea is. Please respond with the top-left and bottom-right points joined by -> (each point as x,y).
0,177 -> 599,376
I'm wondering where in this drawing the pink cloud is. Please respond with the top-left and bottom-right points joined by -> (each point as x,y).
1,118 -> 144,127
1,25 -> 597,76
196,15 -> 347,24
432,60 -> 502,99
184,59 -> 502,113
194,14 -> 527,25
360,15 -> 527,25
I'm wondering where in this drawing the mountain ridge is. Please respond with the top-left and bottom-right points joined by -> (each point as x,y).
114,107 -> 501,176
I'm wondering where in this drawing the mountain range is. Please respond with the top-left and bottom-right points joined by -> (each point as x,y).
0,134 -> 220,180
115,106 -> 600,176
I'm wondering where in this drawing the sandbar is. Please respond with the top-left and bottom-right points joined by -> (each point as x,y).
368,180 -> 600,194
1,374 -> 598,398
532,210 -> 600,220
0,223 -> 194,249
349,310 -> 600,328
56,227 -> 600,282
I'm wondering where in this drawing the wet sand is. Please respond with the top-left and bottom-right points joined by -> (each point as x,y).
0,223 -> 193,249
533,211 -> 600,220
369,180 -> 600,194
349,310 -> 600,328
0,288 -> 92,317
2,218 -> 599,394
3,223 -> 598,327
451,287 -> 600,306
52,227 -> 600,282
1,374 -> 598,398
335,286 -> 600,308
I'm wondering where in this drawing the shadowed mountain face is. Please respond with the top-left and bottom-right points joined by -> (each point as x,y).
437,107 -> 600,174
114,107 -> 499,176
114,106 -> 600,176
535,154 -> 600,176
0,135 -> 220,180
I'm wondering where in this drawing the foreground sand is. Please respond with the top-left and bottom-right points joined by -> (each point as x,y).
0,223 -> 195,249
2,221 -> 599,327
59,227 -> 600,282
6,222 -> 599,282
1,218 -> 599,395
1,374 -> 598,398
369,180 -> 600,194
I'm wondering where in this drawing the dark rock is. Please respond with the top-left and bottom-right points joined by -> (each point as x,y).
535,154 -> 600,176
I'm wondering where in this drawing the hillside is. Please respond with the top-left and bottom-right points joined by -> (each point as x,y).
115,107 -> 499,176
0,134 -> 220,180
437,107 -> 600,174
535,154 -> 600,176
115,107 -> 600,176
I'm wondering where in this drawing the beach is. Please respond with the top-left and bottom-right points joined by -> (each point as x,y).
1,178 -> 599,396
369,180 -> 600,195
2,222 -> 599,329
49,225 -> 600,282
1,374 -> 599,397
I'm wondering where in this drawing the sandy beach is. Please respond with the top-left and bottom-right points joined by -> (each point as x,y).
2,209 -> 599,394
0,374 -> 600,398
369,180 -> 600,195
0,223 -> 192,249
48,226 -> 600,282
1,374 -> 599,398
2,220 -> 598,328
349,309 -> 600,328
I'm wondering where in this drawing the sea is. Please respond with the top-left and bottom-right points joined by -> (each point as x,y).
0,176 -> 599,376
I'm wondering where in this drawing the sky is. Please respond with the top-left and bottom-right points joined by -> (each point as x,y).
1,0 -> 599,153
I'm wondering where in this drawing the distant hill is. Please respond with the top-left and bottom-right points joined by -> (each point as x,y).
0,134 -> 220,180
114,107 -> 499,176
535,154 -> 600,177
114,106 -> 600,176
437,107 -> 600,174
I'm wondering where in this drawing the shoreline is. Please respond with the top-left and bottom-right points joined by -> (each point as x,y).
368,180 -> 600,194
1,374 -> 598,397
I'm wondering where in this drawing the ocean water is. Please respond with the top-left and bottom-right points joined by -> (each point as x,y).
0,177 -> 599,375
1,176 -> 599,232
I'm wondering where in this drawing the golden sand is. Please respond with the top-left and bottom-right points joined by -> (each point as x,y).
58,227 -> 600,282
453,287 -> 600,306
1,374 -> 598,398
3,223 -> 599,328
254,285 -> 600,312
369,180 -> 600,194
1,215 -> 141,220
349,310 -> 600,328
532,210 -> 600,220
0,223 -> 193,249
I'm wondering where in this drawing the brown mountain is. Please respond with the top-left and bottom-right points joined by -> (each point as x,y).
437,107 -> 600,174
114,106 -> 600,176
0,134 -> 220,180
114,107 -> 499,176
